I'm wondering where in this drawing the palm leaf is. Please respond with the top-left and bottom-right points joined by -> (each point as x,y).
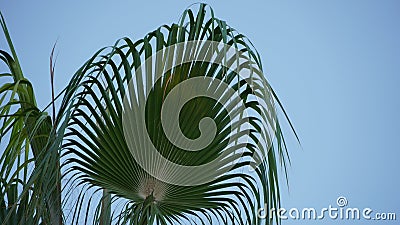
56,4 -> 293,225
0,13 -> 62,225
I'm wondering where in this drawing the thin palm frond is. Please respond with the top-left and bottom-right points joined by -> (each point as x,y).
0,12 -> 62,225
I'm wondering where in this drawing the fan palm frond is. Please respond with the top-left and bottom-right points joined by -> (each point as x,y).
56,4 -> 294,225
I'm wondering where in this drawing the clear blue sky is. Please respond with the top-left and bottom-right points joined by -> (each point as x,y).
1,1 -> 399,224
